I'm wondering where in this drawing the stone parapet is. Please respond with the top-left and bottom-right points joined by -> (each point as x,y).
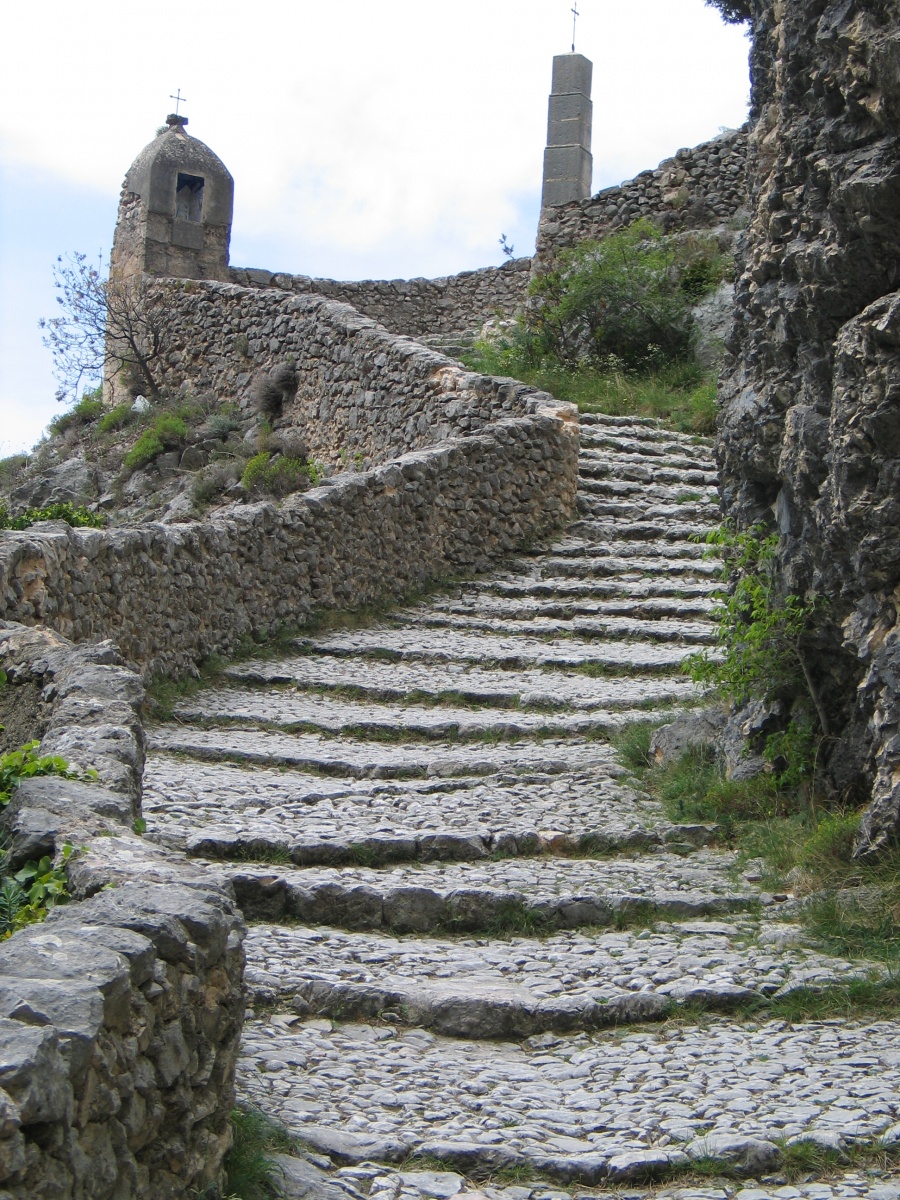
229,256 -> 531,341
0,622 -> 246,1198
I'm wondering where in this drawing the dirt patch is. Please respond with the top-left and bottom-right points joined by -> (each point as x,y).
0,678 -> 48,753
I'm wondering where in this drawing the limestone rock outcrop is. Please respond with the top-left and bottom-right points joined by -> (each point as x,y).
717,0 -> 900,854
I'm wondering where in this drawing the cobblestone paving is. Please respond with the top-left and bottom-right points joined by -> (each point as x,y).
143,414 -> 899,1198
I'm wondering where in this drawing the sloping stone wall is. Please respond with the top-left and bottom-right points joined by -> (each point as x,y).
0,622 -> 245,1199
149,278 -> 563,469
230,257 -> 531,341
534,127 -> 749,273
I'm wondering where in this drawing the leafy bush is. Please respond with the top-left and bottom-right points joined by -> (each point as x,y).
0,845 -> 74,938
0,502 -> 105,530
98,402 -> 135,433
687,524 -> 815,708
49,386 -> 104,435
522,220 -> 728,370
686,523 -> 825,787
123,414 -> 188,469
241,453 -> 317,499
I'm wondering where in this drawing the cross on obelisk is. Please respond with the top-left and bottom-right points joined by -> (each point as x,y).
571,2 -> 580,52
169,88 -> 187,116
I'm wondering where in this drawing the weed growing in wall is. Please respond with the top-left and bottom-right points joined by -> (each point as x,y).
685,523 -> 827,786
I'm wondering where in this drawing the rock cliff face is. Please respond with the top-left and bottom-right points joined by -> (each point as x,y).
718,0 -> 900,853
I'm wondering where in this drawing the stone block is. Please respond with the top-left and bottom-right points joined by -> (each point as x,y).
550,52 -> 592,97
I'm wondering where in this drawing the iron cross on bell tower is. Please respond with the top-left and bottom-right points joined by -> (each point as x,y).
169,88 -> 187,116
571,2 -> 580,52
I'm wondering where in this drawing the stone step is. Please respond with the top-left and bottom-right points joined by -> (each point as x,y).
578,457 -> 718,486
566,519 -> 716,543
577,415 -> 714,449
223,656 -> 702,710
575,496 -> 720,523
538,536 -> 709,560
238,1014 -> 900,1184
437,594 -> 715,620
228,850 -> 759,933
532,557 -> 718,583
148,725 -> 622,780
479,577 -> 718,600
143,754 -> 680,865
172,688 -> 680,740
576,476 -> 719,502
243,917 -> 876,1038
579,437 -> 714,462
399,612 -> 715,645
293,628 -> 701,671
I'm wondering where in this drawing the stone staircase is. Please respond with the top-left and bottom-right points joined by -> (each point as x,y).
144,414 -> 900,1200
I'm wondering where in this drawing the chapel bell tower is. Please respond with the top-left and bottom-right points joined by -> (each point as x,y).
110,113 -> 234,284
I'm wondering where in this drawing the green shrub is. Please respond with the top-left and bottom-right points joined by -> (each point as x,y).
0,502 -> 104,531
123,414 -> 188,469
208,413 -> 242,438
98,402 -> 134,433
241,453 -> 316,499
800,812 -> 861,870
48,386 -> 104,435
521,221 -> 728,371
191,463 -> 239,506
0,455 -> 27,486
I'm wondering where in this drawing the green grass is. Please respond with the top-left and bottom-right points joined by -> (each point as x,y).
458,346 -> 717,434
613,720 -> 900,967
220,1106 -> 298,1200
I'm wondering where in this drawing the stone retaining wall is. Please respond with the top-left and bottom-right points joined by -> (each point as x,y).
0,622 -> 246,1199
229,257 -> 531,341
0,408 -> 577,681
534,127 -> 749,273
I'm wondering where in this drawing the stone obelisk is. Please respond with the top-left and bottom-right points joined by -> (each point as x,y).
541,53 -> 593,208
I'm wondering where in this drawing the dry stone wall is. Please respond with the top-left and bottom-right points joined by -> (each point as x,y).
229,257 -> 531,341
150,278 -> 564,470
534,127 -> 749,273
0,622 -> 246,1200
0,417 -> 577,681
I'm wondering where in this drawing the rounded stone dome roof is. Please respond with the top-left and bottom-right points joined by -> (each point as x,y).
122,118 -> 234,225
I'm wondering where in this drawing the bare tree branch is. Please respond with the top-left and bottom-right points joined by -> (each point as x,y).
39,254 -> 169,403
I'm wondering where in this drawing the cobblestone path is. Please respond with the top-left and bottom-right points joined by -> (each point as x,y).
145,415 -> 900,1200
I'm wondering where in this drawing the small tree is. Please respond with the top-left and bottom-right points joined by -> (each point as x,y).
39,253 -> 168,404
